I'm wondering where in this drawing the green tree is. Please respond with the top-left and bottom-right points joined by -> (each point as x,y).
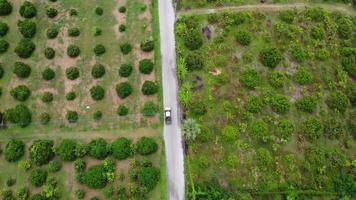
4,139 -> 25,162
182,118 -> 201,142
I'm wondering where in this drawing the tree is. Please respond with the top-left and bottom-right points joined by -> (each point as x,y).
4,104 -> 32,127
91,64 -> 105,79
15,39 -> 36,58
296,96 -> 317,113
117,105 -> 129,116
185,52 -> 204,71
66,111 -> 78,123
44,47 -> 55,59
90,85 -> 105,101
116,82 -> 132,99
10,85 -> 31,101
41,92 -> 53,103
42,68 -> 55,80
240,69 -> 261,89
67,45 -> 80,57
294,67 -> 312,85
182,118 -> 201,142
119,63 -> 133,77
17,20 -> 36,38
137,167 -> 160,191
326,91 -> 349,113
4,139 -> 25,162
260,48 -> 282,68
246,96 -> 265,113
111,137 -> 133,160
248,120 -> 269,140
55,139 -> 77,161
48,160 -> 62,173
19,1 -> 37,18
140,40 -> 154,52
139,59 -> 154,74
136,137 -> 158,155
66,67 -> 79,80
68,28 -> 80,37
256,148 -> 273,171
13,62 -> 31,78
141,81 -> 158,95
88,138 -> 111,160
94,44 -> 105,56
29,140 -> 55,165
236,30 -> 251,46
302,118 -> 323,141
29,169 -> 47,187
120,42 -> 132,55
0,0 -> 12,16
46,8 -> 57,18
0,22 -> 8,37
83,165 -> 108,189
141,101 -> 157,117
46,27 -> 59,39
270,94 -> 290,114
0,39 -> 8,53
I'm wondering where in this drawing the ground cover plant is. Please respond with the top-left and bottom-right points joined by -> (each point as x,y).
176,7 -> 356,199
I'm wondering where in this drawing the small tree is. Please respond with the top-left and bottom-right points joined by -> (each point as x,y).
10,85 -> 31,101
55,139 -> 77,161
91,64 -> 105,78
270,94 -> 290,114
296,96 -> 317,113
302,118 -> 323,141
90,85 -> 105,101
260,48 -> 282,68
141,81 -> 158,95
139,59 -> 154,74
136,137 -> 158,155
29,169 -> 47,187
268,71 -> 284,88
0,39 -> 8,53
88,138 -> 111,160
68,27 -> 80,37
39,113 -> 50,125
67,45 -> 80,57
235,30 -> 251,46
0,22 -> 8,37
0,0 -> 12,16
4,104 -> 32,127
141,101 -> 157,117
116,82 -> 132,99
326,91 -> 349,113
4,139 -> 25,162
44,47 -> 55,59
119,63 -> 133,77
140,40 -> 154,52
294,67 -> 312,85
19,1 -> 37,18
46,8 -> 57,18
83,165 -> 108,189
117,105 -> 128,116
185,52 -> 204,71
137,167 -> 160,191
66,111 -> 78,123
66,67 -> 79,80
46,27 -> 59,39
48,160 -> 62,173
13,62 -> 31,78
120,42 -> 132,55
66,91 -> 76,101
94,44 -> 106,56
17,20 -> 36,38
182,118 -> 201,142
29,140 -> 54,165
111,137 -> 132,160
15,39 -> 36,58
240,69 -> 261,89
41,92 -> 53,103
42,68 -> 55,80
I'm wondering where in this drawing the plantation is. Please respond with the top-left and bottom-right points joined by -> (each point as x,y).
176,7 -> 356,199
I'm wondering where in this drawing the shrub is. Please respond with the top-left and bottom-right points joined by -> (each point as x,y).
67,45 -> 80,57
2,190 -> 15,200
323,117 -> 345,139
246,96 -> 264,113
240,69 -> 261,89
66,111 -> 78,123
140,40 -> 154,52
111,137 -> 132,160
94,44 -> 105,56
46,27 -> 59,39
39,113 -> 50,125
276,119 -> 295,140
0,22 -> 9,37
119,63 -> 133,77
315,48 -> 329,61
19,1 -> 37,18
136,137 -> 158,155
90,85 -> 105,101
279,10 -> 295,23
117,105 -> 128,116
0,39 -> 9,53
6,178 -> 16,186
256,148 -> 273,171
118,6 -> 126,13
137,167 -> 160,190
310,25 -> 325,40
268,71 -> 284,88
4,104 -> 32,127
16,187 -> 29,200
326,91 -> 349,113
289,43 -> 306,63
294,68 -> 312,85
10,85 -> 31,101
88,138 -> 110,160
95,7 -> 103,15
93,111 -> 102,121
120,42 -> 132,55
270,94 -> 290,114
55,139 -> 77,161
336,16 -> 352,39
0,64 -> 4,78
0,0 -> 12,16
260,48 -> 282,68
83,165 -> 107,189
29,169 -> 47,187
185,52 -> 204,71
296,96 -> 317,113
5,140 -> 25,162
75,190 -> 85,199
302,118 -> 323,141
48,160 -> 61,173
66,67 -> 79,80
29,140 -> 54,165
66,91 -> 76,101
41,92 -> 53,103
46,8 -> 57,18
75,145 -> 89,158
13,62 -> 31,78
141,101 -> 157,116
42,68 -> 55,80
44,47 -> 55,59
183,28 -> 203,50
139,59 -> 154,74
248,120 -> 269,140
141,81 -> 158,95
92,27 -> 102,36
69,9 -> 77,16
119,24 -> 126,32
68,28 -> 80,37
116,82 -> 132,99
15,39 -> 36,58
235,30 -> 251,46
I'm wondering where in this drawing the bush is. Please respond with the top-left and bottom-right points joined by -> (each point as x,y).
0,39 -> 9,53
137,167 -> 160,190
68,28 -> 80,37
240,69 -> 261,89
15,39 -> 36,58
66,111 -> 78,123
117,105 -> 128,116
0,0 -> 12,16
91,64 -> 105,79
55,139 -> 77,161
140,40 -> 154,52
93,111 -> 102,121
294,68 -> 312,85
66,67 -> 79,80
90,85 -> 105,101
119,24 -> 126,32
268,71 -> 284,88
103,187 -> 114,198
74,159 -> 86,173
75,145 -> 89,158
139,59 -> 154,74
248,120 -> 269,140
66,91 -> 76,101
302,118 -> 323,141
323,117 -> 345,139
136,137 -> 158,155
119,63 -> 133,77
46,27 -> 59,39
310,25 -> 325,40
39,113 -> 50,125
141,81 -> 158,95
44,47 -> 55,59
118,6 -> 126,13
336,16 -> 352,39
42,68 -> 55,80
183,28 -> 203,50
19,1 -> 37,18
276,119 -> 295,140
95,7 -> 103,15
0,22 -> 8,37
83,165 -> 107,189
13,62 -> 31,78
88,139 -> 110,160
279,10 -> 296,23
92,27 -> 102,36
111,137 -> 132,160
69,9 -> 77,16
10,85 -> 31,101
29,140 -> 54,165
94,44 -> 106,56
41,92 -> 53,103
185,52 -> 204,71
296,96 -> 317,113
141,101 -> 157,117
29,169 -> 47,187
116,82 -> 132,99
289,43 -> 306,63
75,190 -> 85,199
4,104 -> 32,127
120,42 -> 132,55
326,91 -> 349,113
246,96 -> 264,113
260,48 -> 282,68
67,45 -> 80,57
235,30 -> 251,46
315,48 -> 329,61
0,64 -> 4,79
4,140 -> 25,162
270,94 -> 290,114
46,8 -> 57,18
48,160 -> 61,173
256,148 -> 273,170
6,178 -> 16,186
16,187 -> 29,200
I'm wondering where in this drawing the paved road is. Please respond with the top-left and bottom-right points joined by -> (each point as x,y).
158,0 -> 185,200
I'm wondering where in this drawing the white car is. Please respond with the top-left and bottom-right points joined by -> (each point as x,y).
164,108 -> 172,125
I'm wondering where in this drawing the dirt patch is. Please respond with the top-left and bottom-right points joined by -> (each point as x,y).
209,68 -> 222,76
112,0 -> 127,40
291,85 -> 302,102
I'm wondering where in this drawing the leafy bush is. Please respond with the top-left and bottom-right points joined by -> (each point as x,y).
118,6 -> 126,13
256,148 -> 273,171
10,85 -> 31,101
315,48 -> 329,61
55,139 -> 77,161
276,119 -> 295,140
0,22 -> 8,37
248,120 -> 269,140
90,85 -> 105,101
326,91 -> 349,113
246,96 -> 264,113
336,16 -> 352,39
141,101 -> 158,117
139,59 -> 154,74
279,10 -> 296,23
117,105 -> 128,116
29,169 -> 47,187
120,42 -> 132,55
0,39 -> 8,53
310,25 -> 325,40
323,117 -> 345,139
270,94 -> 290,114
41,92 -> 53,103
29,140 -> 54,165
13,62 -> 31,78
88,138 -> 111,160
15,39 -> 36,58
111,137 -> 132,160
119,63 -> 133,77
74,159 -> 86,173
0,0 -> 12,16
302,118 -> 323,141
42,68 -> 55,80
94,44 -> 106,56
83,165 -> 107,189
268,71 -> 284,88
239,69 -> 261,89
66,67 -> 79,80
48,160 -> 61,173
46,8 -> 57,18
66,91 -> 76,101
68,28 -> 80,37
19,1 -> 37,18
95,7 -> 103,15
93,111 -> 102,121
91,64 -> 105,79
4,104 -> 32,127
140,40 -> 154,52
185,52 -> 204,71
4,140 -> 25,162
296,96 -> 317,113
136,137 -> 158,155
46,27 -> 59,39
141,81 -> 158,95
16,187 -> 29,200
75,144 -> 89,158
116,82 -> 132,99
304,7 -> 326,22
69,9 -> 77,16
137,167 -> 160,191
44,47 -> 55,59
17,20 -> 36,38
235,30 -> 251,46
39,113 -> 50,125
66,111 -> 78,123
183,28 -> 203,50
260,48 -> 282,68
294,67 -> 312,85
119,24 -> 126,32
289,43 -> 306,63
67,45 -> 80,57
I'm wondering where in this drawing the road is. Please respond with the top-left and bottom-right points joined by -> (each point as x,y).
158,0 -> 185,200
